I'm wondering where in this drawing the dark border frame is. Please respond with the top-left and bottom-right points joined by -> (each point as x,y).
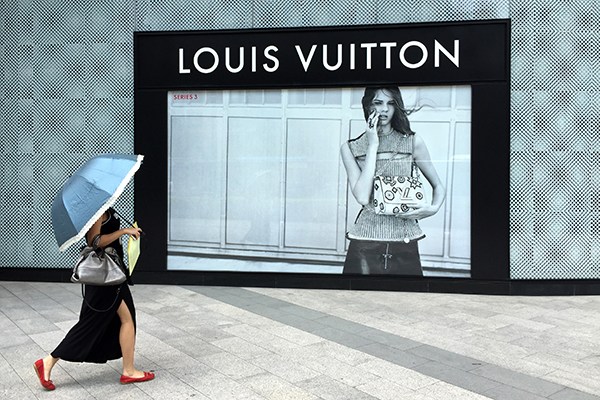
133,20 -> 511,289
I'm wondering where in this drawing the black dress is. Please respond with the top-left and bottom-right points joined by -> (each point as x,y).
52,208 -> 136,363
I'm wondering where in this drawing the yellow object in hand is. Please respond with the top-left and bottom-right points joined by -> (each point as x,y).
127,222 -> 141,275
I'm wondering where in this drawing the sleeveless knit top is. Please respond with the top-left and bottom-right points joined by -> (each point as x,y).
346,131 -> 425,242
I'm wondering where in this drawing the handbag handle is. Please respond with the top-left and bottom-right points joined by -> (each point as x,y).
81,284 -> 122,312
90,234 -> 104,257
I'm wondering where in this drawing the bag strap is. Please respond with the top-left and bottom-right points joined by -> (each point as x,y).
81,284 -> 122,312
410,136 -> 420,180
91,234 -> 102,248
90,234 -> 104,257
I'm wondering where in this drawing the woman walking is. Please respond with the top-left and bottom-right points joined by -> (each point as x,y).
341,86 -> 446,275
34,207 -> 154,390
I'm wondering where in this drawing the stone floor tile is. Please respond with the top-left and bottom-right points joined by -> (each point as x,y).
211,336 -> 273,360
240,372 -> 319,400
415,381 -> 493,399
358,342 -> 430,369
482,384 -> 551,400
356,358 -> 439,390
249,353 -> 321,383
407,344 -> 486,371
471,364 -> 564,397
201,352 -> 265,380
543,368 -> 600,397
267,325 -> 324,346
163,335 -> 222,359
354,377 -> 415,399
549,388 -> 600,400
412,361 -> 501,394
296,375 -> 380,400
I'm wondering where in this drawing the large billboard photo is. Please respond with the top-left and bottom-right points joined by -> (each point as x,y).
135,20 -> 509,281
167,85 -> 471,277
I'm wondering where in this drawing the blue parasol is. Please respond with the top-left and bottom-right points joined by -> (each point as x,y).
51,154 -> 144,251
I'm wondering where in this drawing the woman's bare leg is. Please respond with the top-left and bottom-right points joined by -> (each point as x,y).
42,356 -> 59,380
116,300 -> 144,378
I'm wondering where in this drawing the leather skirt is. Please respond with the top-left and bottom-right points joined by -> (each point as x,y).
342,239 -> 423,276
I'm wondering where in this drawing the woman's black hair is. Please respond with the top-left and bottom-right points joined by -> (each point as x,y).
361,87 -> 417,136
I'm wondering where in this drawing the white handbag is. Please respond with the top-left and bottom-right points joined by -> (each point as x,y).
372,139 -> 427,216
373,166 -> 427,215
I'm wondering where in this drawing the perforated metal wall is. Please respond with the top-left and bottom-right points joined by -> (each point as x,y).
509,0 -> 600,279
1,0 -> 596,279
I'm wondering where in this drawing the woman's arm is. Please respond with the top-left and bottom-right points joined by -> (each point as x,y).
401,134 -> 446,219
341,112 -> 380,206
86,214 -> 142,249
341,142 -> 377,206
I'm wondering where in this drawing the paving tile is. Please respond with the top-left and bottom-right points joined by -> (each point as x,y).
412,361 -> 501,394
356,358 -> 438,390
277,304 -> 329,320
296,375 -> 380,400
12,316 -> 60,335
415,381 -> 493,400
223,323 -> 300,353
1,305 -> 40,321
166,366 -> 264,400
201,352 -> 266,380
272,314 -> 329,333
163,335 -> 223,359
549,388 -> 600,400
358,342 -> 430,369
471,364 -> 564,397
249,353 -> 321,383
316,315 -> 374,334
267,325 -> 325,346
482,384 -> 554,400
311,341 -> 374,366
211,336 -> 273,360
355,377 -> 415,400
406,344 -> 486,371
0,325 -> 33,349
543,368 -> 600,396
240,372 -> 319,400
311,326 -> 374,348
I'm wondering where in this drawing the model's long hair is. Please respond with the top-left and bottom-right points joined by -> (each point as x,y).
361,87 -> 418,136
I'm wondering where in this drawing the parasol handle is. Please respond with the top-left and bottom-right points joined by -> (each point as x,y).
113,209 -> 146,236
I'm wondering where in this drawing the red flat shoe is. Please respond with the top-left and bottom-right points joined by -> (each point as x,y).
33,359 -> 55,391
120,371 -> 155,384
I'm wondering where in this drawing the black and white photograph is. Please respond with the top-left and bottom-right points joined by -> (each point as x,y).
166,84 -> 471,277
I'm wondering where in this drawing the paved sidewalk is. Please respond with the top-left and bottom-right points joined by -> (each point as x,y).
1,281 -> 599,399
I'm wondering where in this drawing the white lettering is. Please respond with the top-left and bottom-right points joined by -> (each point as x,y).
193,47 -> 219,74
379,42 -> 397,69
263,45 -> 279,72
360,43 -> 377,69
178,48 -> 190,74
295,44 -> 317,72
399,41 -> 428,69
435,40 -> 459,67
178,40 -> 460,75
225,47 -> 244,73
323,44 -> 343,71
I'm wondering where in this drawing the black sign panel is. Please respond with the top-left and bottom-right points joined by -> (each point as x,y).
136,21 -> 508,89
